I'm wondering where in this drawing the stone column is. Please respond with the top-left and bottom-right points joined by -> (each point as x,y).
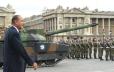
70,17 -> 72,34
96,18 -> 99,35
49,19 -> 51,31
84,16 -> 91,35
102,18 -> 104,29
55,17 -> 57,30
57,17 -> 59,30
76,17 -> 79,34
44,20 -> 46,31
50,19 -> 52,31
45,19 -> 47,31
46,20 -> 49,31
45,20 -> 47,31
70,17 -> 72,28
54,18 -> 56,30
51,18 -> 53,31
52,18 -> 54,31
108,18 -> 111,34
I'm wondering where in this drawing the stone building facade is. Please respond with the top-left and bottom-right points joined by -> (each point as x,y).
24,15 -> 44,30
0,4 -> 15,40
42,6 -> 114,41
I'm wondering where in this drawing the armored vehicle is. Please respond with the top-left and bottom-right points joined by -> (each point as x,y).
0,23 -> 98,67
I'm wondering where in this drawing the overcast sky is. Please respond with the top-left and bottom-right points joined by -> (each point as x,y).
0,0 -> 114,18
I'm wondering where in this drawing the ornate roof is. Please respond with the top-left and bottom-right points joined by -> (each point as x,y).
0,4 -> 15,13
43,5 -> 114,15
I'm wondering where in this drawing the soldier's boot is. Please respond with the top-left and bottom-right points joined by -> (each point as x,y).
72,55 -> 75,59
68,54 -> 71,59
94,54 -> 95,58
81,54 -> 83,59
76,57 -> 80,60
99,57 -> 104,61
85,55 -> 88,59
106,58 -> 109,61
84,54 -> 86,58
81,56 -> 84,59
85,54 -> 88,59
94,54 -> 97,59
89,55 -> 92,59
76,53 -> 80,60
110,56 -> 112,60
67,54 -> 70,59
72,57 -> 75,59
89,54 -> 92,59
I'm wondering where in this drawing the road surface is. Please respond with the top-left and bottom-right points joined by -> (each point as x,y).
1,59 -> 114,72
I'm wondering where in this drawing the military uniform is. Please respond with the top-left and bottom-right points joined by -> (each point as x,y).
75,40 -> 80,60
84,40 -> 89,59
93,38 -> 98,59
80,40 -> 85,59
88,40 -> 93,59
98,39 -> 104,60
105,39 -> 111,61
66,39 -> 72,59
71,41 -> 76,59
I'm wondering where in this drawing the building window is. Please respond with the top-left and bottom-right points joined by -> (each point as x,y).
59,17 -> 62,24
60,26 -> 62,29
72,18 -> 75,22
79,17 -> 84,24
65,17 -> 70,24
72,25 -> 76,27
65,25 -> 70,29
0,16 -> 5,26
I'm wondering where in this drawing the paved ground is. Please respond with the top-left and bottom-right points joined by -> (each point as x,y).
1,59 -> 114,72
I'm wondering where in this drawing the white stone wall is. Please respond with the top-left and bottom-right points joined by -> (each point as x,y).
43,6 -> 114,38
0,5 -> 15,39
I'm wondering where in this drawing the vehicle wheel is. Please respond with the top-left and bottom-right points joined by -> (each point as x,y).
45,59 -> 56,66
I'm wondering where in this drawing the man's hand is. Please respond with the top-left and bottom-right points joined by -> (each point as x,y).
32,62 -> 38,70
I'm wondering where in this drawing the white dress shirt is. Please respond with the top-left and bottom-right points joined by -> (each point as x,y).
13,26 -> 19,33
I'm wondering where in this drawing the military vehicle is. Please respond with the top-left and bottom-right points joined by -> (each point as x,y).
0,23 -> 98,67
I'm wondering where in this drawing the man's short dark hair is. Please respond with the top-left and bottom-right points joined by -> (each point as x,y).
11,15 -> 20,24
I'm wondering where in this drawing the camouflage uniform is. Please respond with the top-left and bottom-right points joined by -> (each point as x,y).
70,39 -> 75,59
83,40 -> 89,59
110,39 -> 114,60
93,38 -> 98,59
75,40 -> 80,60
71,40 -> 76,59
98,39 -> 104,60
66,39 -> 72,59
88,39 -> 93,59
105,39 -> 111,61
80,39 -> 85,59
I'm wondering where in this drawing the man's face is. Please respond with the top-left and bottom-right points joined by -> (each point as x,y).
15,16 -> 24,29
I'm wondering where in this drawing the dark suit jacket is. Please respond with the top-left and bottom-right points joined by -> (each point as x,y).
3,26 -> 33,72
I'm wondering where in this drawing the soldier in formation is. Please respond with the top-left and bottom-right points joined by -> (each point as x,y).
88,38 -> 93,59
65,37 -> 72,59
98,39 -> 104,60
104,38 -> 112,61
65,36 -> 114,61
75,39 -> 81,60
93,38 -> 98,59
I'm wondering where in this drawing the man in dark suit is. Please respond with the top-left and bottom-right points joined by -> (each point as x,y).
3,15 -> 38,72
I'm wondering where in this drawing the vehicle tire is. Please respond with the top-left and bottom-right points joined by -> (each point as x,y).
45,59 -> 55,66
